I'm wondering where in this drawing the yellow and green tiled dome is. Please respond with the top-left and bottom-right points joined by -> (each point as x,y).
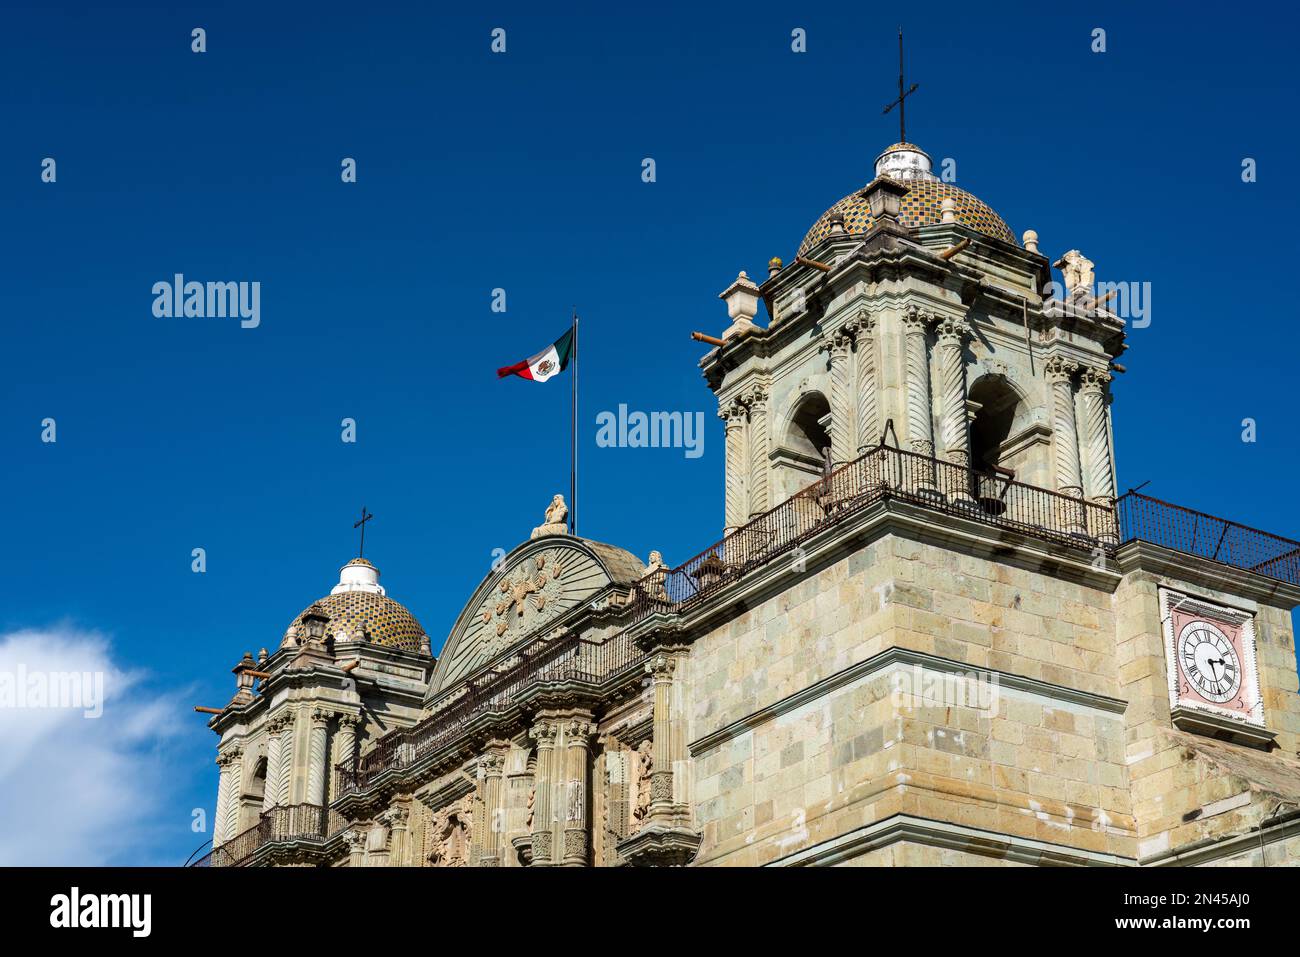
285,591 -> 426,651
798,142 -> 1015,255
283,558 -> 428,652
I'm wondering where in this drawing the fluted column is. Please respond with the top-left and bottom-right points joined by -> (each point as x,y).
528,720 -> 558,866
1045,357 -> 1086,534
384,805 -> 410,867
306,707 -> 330,808
262,715 -> 287,812
647,654 -> 681,825
1080,367 -> 1118,543
902,305 -> 937,488
478,747 -> 507,866
744,385 -> 770,519
720,400 -> 749,534
331,713 -> 360,800
849,311 -> 879,455
561,717 -> 595,866
276,709 -> 295,806
824,328 -> 854,466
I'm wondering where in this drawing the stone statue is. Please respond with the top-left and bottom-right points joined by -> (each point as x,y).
530,494 -> 569,539
632,740 -> 654,829
646,550 -> 667,574
1053,249 -> 1094,297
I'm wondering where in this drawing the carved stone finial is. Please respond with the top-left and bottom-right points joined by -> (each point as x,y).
939,197 -> 956,224
1022,229 -> 1039,254
718,270 -> 762,340
768,256 -> 783,277
529,494 -> 569,539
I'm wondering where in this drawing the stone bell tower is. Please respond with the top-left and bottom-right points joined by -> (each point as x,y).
700,141 -> 1125,533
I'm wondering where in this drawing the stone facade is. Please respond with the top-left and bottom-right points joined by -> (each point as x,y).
201,140 -> 1300,869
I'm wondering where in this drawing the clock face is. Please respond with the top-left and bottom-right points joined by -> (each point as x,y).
1162,590 -> 1263,727
1177,620 -> 1241,704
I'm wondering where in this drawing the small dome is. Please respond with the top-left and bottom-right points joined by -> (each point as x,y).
799,142 -> 1015,254
283,559 -> 428,653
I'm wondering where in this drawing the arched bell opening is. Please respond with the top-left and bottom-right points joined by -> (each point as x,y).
772,392 -> 833,501
967,375 -> 1041,514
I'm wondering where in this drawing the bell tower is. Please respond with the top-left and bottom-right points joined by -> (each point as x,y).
700,140 -> 1125,535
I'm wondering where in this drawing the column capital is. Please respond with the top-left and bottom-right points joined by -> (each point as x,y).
343,829 -> 367,852
216,746 -> 243,768
1043,355 -> 1079,384
933,315 -> 971,345
844,306 -> 876,338
739,383 -> 768,408
529,720 -> 559,746
718,399 -> 748,426
310,707 -> 333,728
645,654 -> 677,680
901,304 -> 935,333
380,805 -> 410,828
336,712 -> 362,731
1078,366 -> 1111,393
563,718 -> 596,743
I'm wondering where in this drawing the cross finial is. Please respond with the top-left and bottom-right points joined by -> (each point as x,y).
353,506 -> 374,559
882,27 -> 919,144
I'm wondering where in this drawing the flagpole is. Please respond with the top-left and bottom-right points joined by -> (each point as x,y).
571,309 -> 578,537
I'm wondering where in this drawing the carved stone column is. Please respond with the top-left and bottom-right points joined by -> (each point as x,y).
306,708 -> 331,808
720,399 -> 749,534
561,717 -> 595,866
221,746 -> 244,842
647,655 -> 679,824
504,749 -> 534,866
902,305 -> 937,489
934,316 -> 975,503
528,720 -> 558,866
262,715 -> 287,813
477,747 -> 508,867
618,652 -> 700,866
276,709 -> 295,806
848,310 -> 879,456
331,713 -> 360,800
1045,357 -> 1086,534
383,804 -> 410,867
344,829 -> 367,868
1079,367 -> 1118,543
744,385 -> 771,519
213,748 -> 237,846
824,327 -> 855,466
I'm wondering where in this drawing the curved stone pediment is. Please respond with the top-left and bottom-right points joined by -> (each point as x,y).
427,536 -> 644,701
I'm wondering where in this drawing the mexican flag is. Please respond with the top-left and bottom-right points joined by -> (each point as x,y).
496,327 -> 574,382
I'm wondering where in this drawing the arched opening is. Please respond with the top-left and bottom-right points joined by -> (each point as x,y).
786,392 -> 832,461
966,374 -> 1047,513
772,392 -> 833,502
247,755 -> 268,807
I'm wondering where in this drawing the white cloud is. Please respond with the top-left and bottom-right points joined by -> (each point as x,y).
0,625 -> 191,865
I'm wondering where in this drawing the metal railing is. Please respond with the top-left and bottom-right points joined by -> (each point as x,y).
338,444 -> 1117,800
189,803 -> 343,867
1116,492 -> 1300,585
627,444 -> 1118,621
218,445 -> 1300,855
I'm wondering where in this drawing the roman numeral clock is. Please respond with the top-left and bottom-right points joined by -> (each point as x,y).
1160,589 -> 1273,748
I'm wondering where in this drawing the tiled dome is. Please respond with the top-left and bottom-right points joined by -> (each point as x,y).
285,591 -> 426,652
798,142 -> 1015,255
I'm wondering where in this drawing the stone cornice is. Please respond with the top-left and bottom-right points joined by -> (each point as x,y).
767,813 -> 1135,867
1115,540 -> 1300,609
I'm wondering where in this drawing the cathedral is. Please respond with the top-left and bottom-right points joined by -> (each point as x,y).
197,137 -> 1300,868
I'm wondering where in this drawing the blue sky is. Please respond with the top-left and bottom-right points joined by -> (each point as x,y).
2,1 -> 1297,865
